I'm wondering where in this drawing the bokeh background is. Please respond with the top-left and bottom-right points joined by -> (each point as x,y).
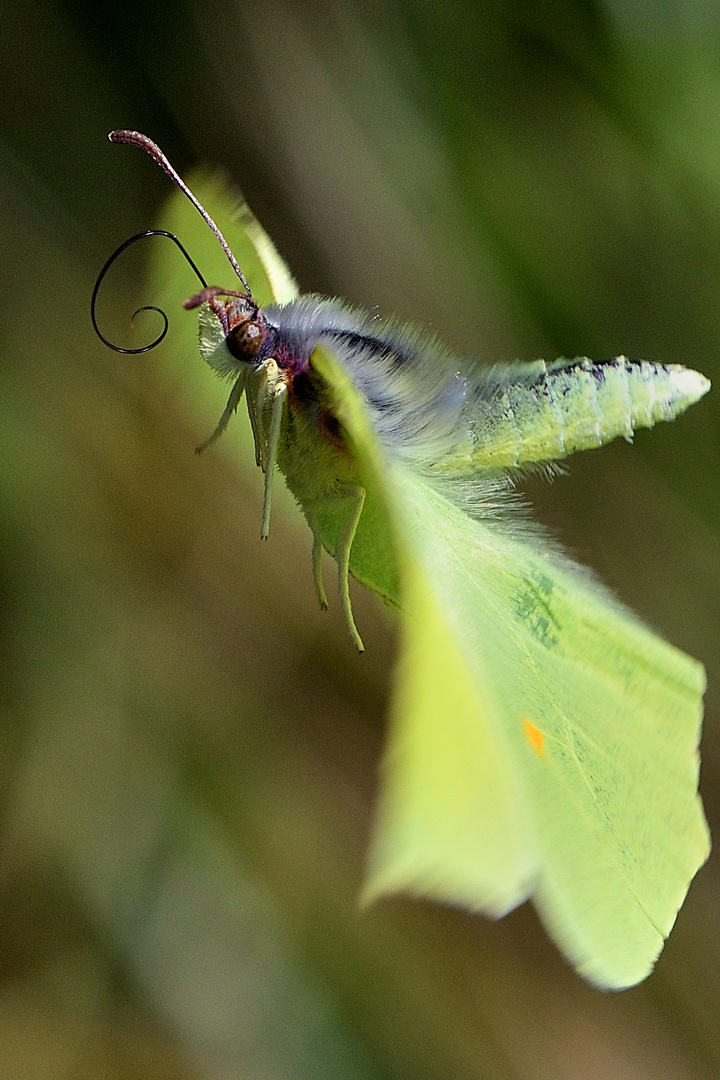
1,1 -> 719,1077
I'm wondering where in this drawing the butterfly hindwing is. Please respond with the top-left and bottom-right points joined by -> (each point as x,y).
364,468 -> 708,989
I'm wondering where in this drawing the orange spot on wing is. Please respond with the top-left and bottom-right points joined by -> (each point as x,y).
522,718 -> 546,759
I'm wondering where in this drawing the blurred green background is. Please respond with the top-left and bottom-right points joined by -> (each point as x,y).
1,1 -> 719,1076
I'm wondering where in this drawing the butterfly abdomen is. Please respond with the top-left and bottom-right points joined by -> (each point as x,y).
469,357 -> 710,469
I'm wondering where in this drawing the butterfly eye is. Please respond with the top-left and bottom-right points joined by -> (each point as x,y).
226,317 -> 266,363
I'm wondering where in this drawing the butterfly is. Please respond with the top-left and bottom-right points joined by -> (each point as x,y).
95,131 -> 710,990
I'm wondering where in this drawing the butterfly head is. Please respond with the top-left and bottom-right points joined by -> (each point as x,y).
183,285 -> 274,369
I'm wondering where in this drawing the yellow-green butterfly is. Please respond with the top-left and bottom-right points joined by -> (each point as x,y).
95,131 -> 710,990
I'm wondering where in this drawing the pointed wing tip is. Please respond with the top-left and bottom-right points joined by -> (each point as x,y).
360,859 -> 532,920
578,953 -> 656,991
533,829 -> 711,992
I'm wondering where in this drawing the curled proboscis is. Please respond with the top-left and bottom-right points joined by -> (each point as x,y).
91,229 -> 207,354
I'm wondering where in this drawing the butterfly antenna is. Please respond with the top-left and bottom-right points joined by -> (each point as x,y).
109,130 -> 252,296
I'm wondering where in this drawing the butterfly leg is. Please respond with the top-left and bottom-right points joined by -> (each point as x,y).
249,358 -> 281,469
312,535 -> 329,610
196,369 -> 248,453
334,484 -> 366,652
250,363 -> 273,468
260,375 -> 288,539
